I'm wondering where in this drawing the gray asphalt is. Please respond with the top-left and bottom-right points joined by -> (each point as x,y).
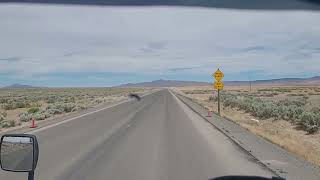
0,90 -> 275,180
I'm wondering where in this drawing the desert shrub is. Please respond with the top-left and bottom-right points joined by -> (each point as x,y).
46,96 -> 57,103
63,96 -> 75,103
250,101 -> 277,119
43,111 -> 52,118
217,93 -> 320,132
19,113 -> 33,122
222,96 -> 237,108
46,95 -> 64,103
0,111 -> 7,118
9,120 -> 15,127
277,99 -> 306,107
94,99 -> 104,104
0,88 -> 146,127
71,104 -> 87,112
285,105 -> 303,121
47,99 -> 55,104
258,88 -> 291,93
0,98 -> 8,104
47,103 -> 76,113
28,107 -> 40,114
1,120 -> 15,128
46,108 -> 63,115
2,101 -> 33,110
258,89 -> 273,92
298,112 -> 320,134
238,97 -> 257,112
261,93 -> 279,97
15,102 -> 26,108
274,88 -> 291,93
208,96 -> 215,101
184,90 -> 213,94
3,103 -> 15,110
30,102 -> 41,107
287,93 -> 298,96
34,112 -> 46,121
310,107 -> 320,115
61,103 -> 76,112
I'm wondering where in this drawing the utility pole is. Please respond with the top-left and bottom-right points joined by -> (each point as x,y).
248,73 -> 252,92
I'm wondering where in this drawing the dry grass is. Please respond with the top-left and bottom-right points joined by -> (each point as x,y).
175,85 -> 320,167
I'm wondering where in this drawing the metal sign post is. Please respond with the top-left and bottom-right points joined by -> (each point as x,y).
212,68 -> 224,116
218,89 -> 221,116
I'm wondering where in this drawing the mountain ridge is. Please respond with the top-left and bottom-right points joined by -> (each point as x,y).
2,76 -> 319,88
2,84 -> 37,88
117,76 -> 320,87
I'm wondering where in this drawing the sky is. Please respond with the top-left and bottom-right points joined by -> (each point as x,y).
0,4 -> 320,87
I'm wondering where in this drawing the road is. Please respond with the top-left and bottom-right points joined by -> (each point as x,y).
0,90 -> 275,180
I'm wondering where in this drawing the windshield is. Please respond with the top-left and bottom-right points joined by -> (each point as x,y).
0,1 -> 320,180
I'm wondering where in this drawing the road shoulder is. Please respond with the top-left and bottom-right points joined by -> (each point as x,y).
171,90 -> 320,180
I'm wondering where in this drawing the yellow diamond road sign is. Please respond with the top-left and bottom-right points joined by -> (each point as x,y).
214,81 -> 224,90
212,69 -> 224,81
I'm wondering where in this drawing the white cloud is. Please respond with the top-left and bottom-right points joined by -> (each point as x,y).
0,4 -> 320,80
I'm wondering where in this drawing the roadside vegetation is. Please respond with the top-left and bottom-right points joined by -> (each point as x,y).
210,93 -> 320,134
183,87 -> 320,134
177,86 -> 320,166
0,88 -> 148,130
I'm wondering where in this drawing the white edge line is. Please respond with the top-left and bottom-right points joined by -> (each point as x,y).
28,90 -> 159,134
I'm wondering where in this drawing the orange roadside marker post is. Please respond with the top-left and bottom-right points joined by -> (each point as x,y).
30,117 -> 37,128
206,110 -> 212,117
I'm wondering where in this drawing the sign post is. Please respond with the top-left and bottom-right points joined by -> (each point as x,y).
212,69 -> 224,116
218,89 -> 220,116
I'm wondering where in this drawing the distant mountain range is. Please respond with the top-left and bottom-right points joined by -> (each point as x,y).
118,80 -> 210,88
118,76 -> 320,87
2,76 -> 320,88
2,84 -> 37,88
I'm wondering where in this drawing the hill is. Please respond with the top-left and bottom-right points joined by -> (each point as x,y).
226,76 -> 320,86
118,76 -> 320,87
3,84 -> 36,88
118,80 -> 210,87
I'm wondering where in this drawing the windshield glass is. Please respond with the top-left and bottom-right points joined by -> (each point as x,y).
0,1 -> 320,180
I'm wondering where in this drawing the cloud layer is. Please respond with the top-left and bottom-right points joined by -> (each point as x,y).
0,4 -> 320,86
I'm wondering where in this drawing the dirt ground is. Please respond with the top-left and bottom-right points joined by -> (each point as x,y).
174,85 -> 320,167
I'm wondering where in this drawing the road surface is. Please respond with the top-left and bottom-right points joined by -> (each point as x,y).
0,90 -> 275,180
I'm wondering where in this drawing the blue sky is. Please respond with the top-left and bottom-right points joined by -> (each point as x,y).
0,4 -> 320,87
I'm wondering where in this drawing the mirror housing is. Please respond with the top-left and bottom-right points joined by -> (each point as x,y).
0,134 -> 39,172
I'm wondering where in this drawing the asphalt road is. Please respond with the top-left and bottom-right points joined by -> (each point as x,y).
0,90 -> 275,180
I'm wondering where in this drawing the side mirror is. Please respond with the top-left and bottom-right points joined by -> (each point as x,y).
0,134 -> 39,180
